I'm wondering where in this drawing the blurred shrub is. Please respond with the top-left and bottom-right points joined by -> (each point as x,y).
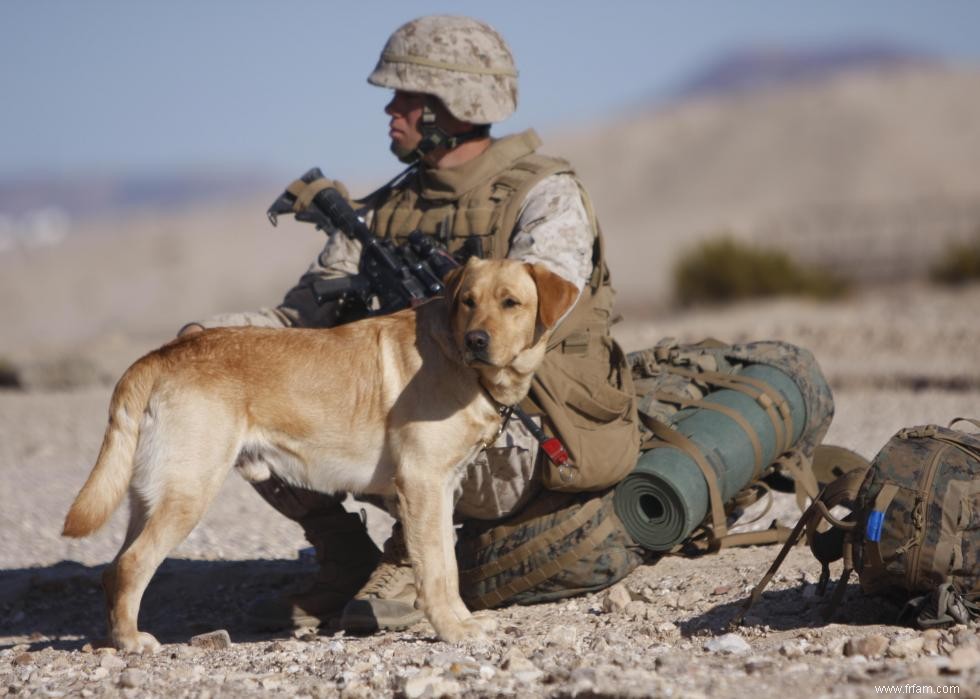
930,232 -> 980,286
673,235 -> 848,306
0,356 -> 21,389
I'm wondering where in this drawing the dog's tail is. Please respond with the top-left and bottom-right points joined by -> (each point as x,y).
63,357 -> 158,538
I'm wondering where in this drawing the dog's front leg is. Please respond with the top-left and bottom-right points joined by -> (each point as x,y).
395,462 -> 491,642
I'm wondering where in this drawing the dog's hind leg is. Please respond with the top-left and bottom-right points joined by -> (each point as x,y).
103,408 -> 240,653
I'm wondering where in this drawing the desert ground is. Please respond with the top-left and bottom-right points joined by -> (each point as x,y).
2,62 -> 980,699
1,275 -> 978,698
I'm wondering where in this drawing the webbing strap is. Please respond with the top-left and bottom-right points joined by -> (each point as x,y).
716,525 -> 793,549
862,483 -> 899,572
459,497 -> 604,584
659,365 -> 794,454
468,515 -> 617,609
653,390 -> 765,481
949,417 -> 980,431
639,413 -> 728,541
730,501 -> 813,627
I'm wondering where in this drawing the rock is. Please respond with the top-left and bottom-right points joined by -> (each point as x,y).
12,652 -> 32,666
190,630 -> 232,650
89,667 -> 109,681
173,645 -> 202,660
653,621 -> 681,644
704,633 -> 751,655
744,657 -> 774,674
544,625 -> 578,649
514,668 -> 544,683
118,668 -> 146,688
712,585 -> 732,596
623,600 -> 650,620
402,672 -> 461,699
602,583 -> 632,613
921,629 -> 944,655
908,657 -> 944,677
952,628 -> 979,649
780,640 -> 808,659
501,648 -> 536,673
677,591 -> 701,610
99,654 -> 126,671
946,646 -> 980,674
843,634 -> 889,658
887,637 -> 925,658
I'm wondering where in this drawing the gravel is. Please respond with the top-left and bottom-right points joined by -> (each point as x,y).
1,283 -> 978,698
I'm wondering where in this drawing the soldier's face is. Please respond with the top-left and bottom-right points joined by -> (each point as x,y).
385,90 -> 426,158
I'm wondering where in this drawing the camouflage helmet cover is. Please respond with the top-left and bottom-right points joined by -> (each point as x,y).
368,15 -> 518,124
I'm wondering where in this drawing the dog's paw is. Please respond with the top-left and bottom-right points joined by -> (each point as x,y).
435,615 -> 495,643
470,610 -> 498,634
114,631 -> 161,655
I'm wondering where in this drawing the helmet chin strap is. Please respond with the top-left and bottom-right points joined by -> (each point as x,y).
393,101 -> 491,165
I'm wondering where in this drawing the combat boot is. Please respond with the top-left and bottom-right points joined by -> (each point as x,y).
246,478 -> 381,630
340,522 -> 423,633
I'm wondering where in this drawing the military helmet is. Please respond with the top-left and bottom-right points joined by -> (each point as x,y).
368,15 -> 518,124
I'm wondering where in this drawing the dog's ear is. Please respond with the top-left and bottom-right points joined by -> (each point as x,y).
526,263 -> 579,330
442,265 -> 465,301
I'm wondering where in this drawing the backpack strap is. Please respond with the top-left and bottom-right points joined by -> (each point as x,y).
657,365 -> 795,455
902,581 -> 980,628
652,390 -> 765,480
731,467 -> 867,628
638,412 -> 729,543
949,417 -> 980,431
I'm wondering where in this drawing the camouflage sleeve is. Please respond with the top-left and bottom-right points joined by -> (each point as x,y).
506,173 -> 595,291
193,230 -> 363,330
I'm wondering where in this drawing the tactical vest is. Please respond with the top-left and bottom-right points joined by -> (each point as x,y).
361,130 -> 641,491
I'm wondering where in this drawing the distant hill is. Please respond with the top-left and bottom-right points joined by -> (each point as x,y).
0,171 -> 276,219
548,62 -> 980,310
668,42 -> 937,100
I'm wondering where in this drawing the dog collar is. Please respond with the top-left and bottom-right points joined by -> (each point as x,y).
477,389 -> 575,484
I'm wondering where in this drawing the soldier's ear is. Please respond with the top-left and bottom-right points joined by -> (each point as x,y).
526,263 -> 579,330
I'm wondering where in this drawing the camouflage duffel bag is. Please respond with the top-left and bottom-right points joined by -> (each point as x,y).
456,489 -> 644,610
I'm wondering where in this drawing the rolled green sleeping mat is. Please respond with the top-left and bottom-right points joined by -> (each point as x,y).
614,364 -> 807,551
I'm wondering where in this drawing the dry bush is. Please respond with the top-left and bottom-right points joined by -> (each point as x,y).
673,235 -> 848,306
930,230 -> 980,285
0,356 -> 21,389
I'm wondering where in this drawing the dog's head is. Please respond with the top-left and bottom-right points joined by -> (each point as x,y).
442,257 -> 578,401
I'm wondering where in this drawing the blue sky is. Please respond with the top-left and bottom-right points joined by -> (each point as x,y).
2,1 -> 979,182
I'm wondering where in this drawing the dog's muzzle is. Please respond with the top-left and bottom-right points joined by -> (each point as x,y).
464,330 -> 492,364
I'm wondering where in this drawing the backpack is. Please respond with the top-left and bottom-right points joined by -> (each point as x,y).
736,418 -> 980,628
456,489 -> 643,609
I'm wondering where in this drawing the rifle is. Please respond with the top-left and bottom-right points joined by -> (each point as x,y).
266,167 -> 575,478
267,167 -> 458,319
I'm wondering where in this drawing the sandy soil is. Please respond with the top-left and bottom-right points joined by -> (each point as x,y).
1,280 -> 978,698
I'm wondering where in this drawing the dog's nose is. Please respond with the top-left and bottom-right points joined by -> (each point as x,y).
464,330 -> 490,353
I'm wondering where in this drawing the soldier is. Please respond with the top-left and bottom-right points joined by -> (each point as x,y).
180,14 -> 640,633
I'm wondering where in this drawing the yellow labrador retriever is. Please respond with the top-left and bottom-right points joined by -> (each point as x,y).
63,257 -> 578,652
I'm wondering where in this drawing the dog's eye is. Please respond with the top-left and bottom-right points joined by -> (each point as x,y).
502,297 -> 520,309
462,297 -> 476,309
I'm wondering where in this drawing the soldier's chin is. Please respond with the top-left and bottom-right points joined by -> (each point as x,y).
389,139 -> 417,163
